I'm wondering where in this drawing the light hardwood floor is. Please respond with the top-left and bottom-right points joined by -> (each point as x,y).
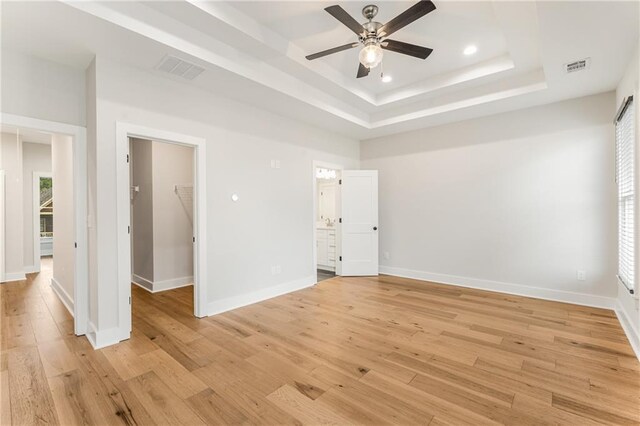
1,258 -> 639,425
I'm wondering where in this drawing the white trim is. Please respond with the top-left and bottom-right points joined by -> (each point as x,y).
131,274 -> 154,292
24,265 -> 38,274
207,275 -> 315,316
379,266 -> 616,310
85,321 -> 122,350
1,272 -> 26,283
312,161 -> 344,283
615,300 -> 640,361
132,274 -> 193,293
154,276 -> 193,292
33,171 -> 53,274
1,113 -> 88,336
51,277 -> 74,317
116,122 -> 208,343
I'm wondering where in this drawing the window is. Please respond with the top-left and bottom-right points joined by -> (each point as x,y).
616,95 -> 635,294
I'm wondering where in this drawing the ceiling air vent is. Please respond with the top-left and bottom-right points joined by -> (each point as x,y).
156,55 -> 205,80
564,58 -> 591,74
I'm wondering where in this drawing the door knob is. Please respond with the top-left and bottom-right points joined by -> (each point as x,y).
373,226 -> 378,231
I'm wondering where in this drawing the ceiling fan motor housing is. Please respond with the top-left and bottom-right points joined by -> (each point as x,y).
362,4 -> 379,20
305,1 -> 436,78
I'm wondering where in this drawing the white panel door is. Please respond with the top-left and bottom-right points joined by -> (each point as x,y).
340,170 -> 378,276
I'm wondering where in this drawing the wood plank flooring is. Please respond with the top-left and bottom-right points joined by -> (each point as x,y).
1,258 -> 639,425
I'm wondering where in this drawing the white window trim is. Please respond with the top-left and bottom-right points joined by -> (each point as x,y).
615,95 -> 636,296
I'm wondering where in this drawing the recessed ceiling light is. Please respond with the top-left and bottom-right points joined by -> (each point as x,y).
463,45 -> 477,56
381,75 -> 392,83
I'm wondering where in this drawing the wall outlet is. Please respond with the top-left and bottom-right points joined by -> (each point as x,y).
270,159 -> 281,169
383,251 -> 390,260
271,265 -> 282,275
576,270 -> 586,281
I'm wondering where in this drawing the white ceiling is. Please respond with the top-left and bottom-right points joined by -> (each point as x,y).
1,1 -> 638,140
228,1 -> 509,93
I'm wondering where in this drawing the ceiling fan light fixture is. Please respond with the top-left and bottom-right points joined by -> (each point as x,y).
359,43 -> 384,69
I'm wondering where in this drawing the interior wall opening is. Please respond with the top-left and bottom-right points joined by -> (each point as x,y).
314,164 -> 342,282
0,123 -> 79,330
128,137 -> 196,321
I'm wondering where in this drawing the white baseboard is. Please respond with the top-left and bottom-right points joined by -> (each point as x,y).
154,276 -> 193,292
51,277 -> 74,317
132,274 -> 193,293
379,266 -> 616,310
207,275 -> 315,316
24,265 -> 39,274
132,274 -> 153,292
1,272 -> 26,283
615,300 -> 640,361
85,321 -> 123,350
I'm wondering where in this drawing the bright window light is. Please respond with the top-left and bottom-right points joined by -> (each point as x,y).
316,168 -> 337,180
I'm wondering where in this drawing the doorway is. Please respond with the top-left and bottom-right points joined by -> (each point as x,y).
0,114 -> 88,335
129,137 -> 195,312
312,162 -> 380,281
116,123 -> 207,342
314,164 -> 341,282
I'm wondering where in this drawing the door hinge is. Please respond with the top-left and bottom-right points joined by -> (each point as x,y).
339,179 -> 342,185
339,218 -> 342,223
339,256 -> 342,261
193,237 -> 195,243
74,242 -> 77,248
126,154 -> 130,163
129,296 -> 131,305
127,225 -> 130,234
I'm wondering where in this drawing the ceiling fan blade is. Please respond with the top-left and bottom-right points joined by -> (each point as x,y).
305,42 -> 359,60
357,63 -> 370,78
378,0 -> 436,37
325,5 -> 366,37
382,39 -> 433,59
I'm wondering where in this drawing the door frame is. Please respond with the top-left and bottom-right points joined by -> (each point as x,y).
1,113 -> 88,335
312,160 -> 343,282
116,122 -> 207,341
32,171 -> 53,272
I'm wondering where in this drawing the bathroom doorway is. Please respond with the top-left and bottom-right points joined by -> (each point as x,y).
313,162 -> 342,282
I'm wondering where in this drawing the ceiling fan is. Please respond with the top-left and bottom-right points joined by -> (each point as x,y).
305,0 -> 436,78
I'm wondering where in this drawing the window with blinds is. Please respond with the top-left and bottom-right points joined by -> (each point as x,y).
616,96 -> 635,294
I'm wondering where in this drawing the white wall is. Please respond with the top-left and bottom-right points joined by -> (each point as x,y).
151,141 -> 194,285
361,92 -> 617,305
0,132 -> 24,281
52,134 -> 75,303
22,142 -> 52,270
88,57 -> 359,336
1,50 -> 86,126
616,39 -> 640,355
